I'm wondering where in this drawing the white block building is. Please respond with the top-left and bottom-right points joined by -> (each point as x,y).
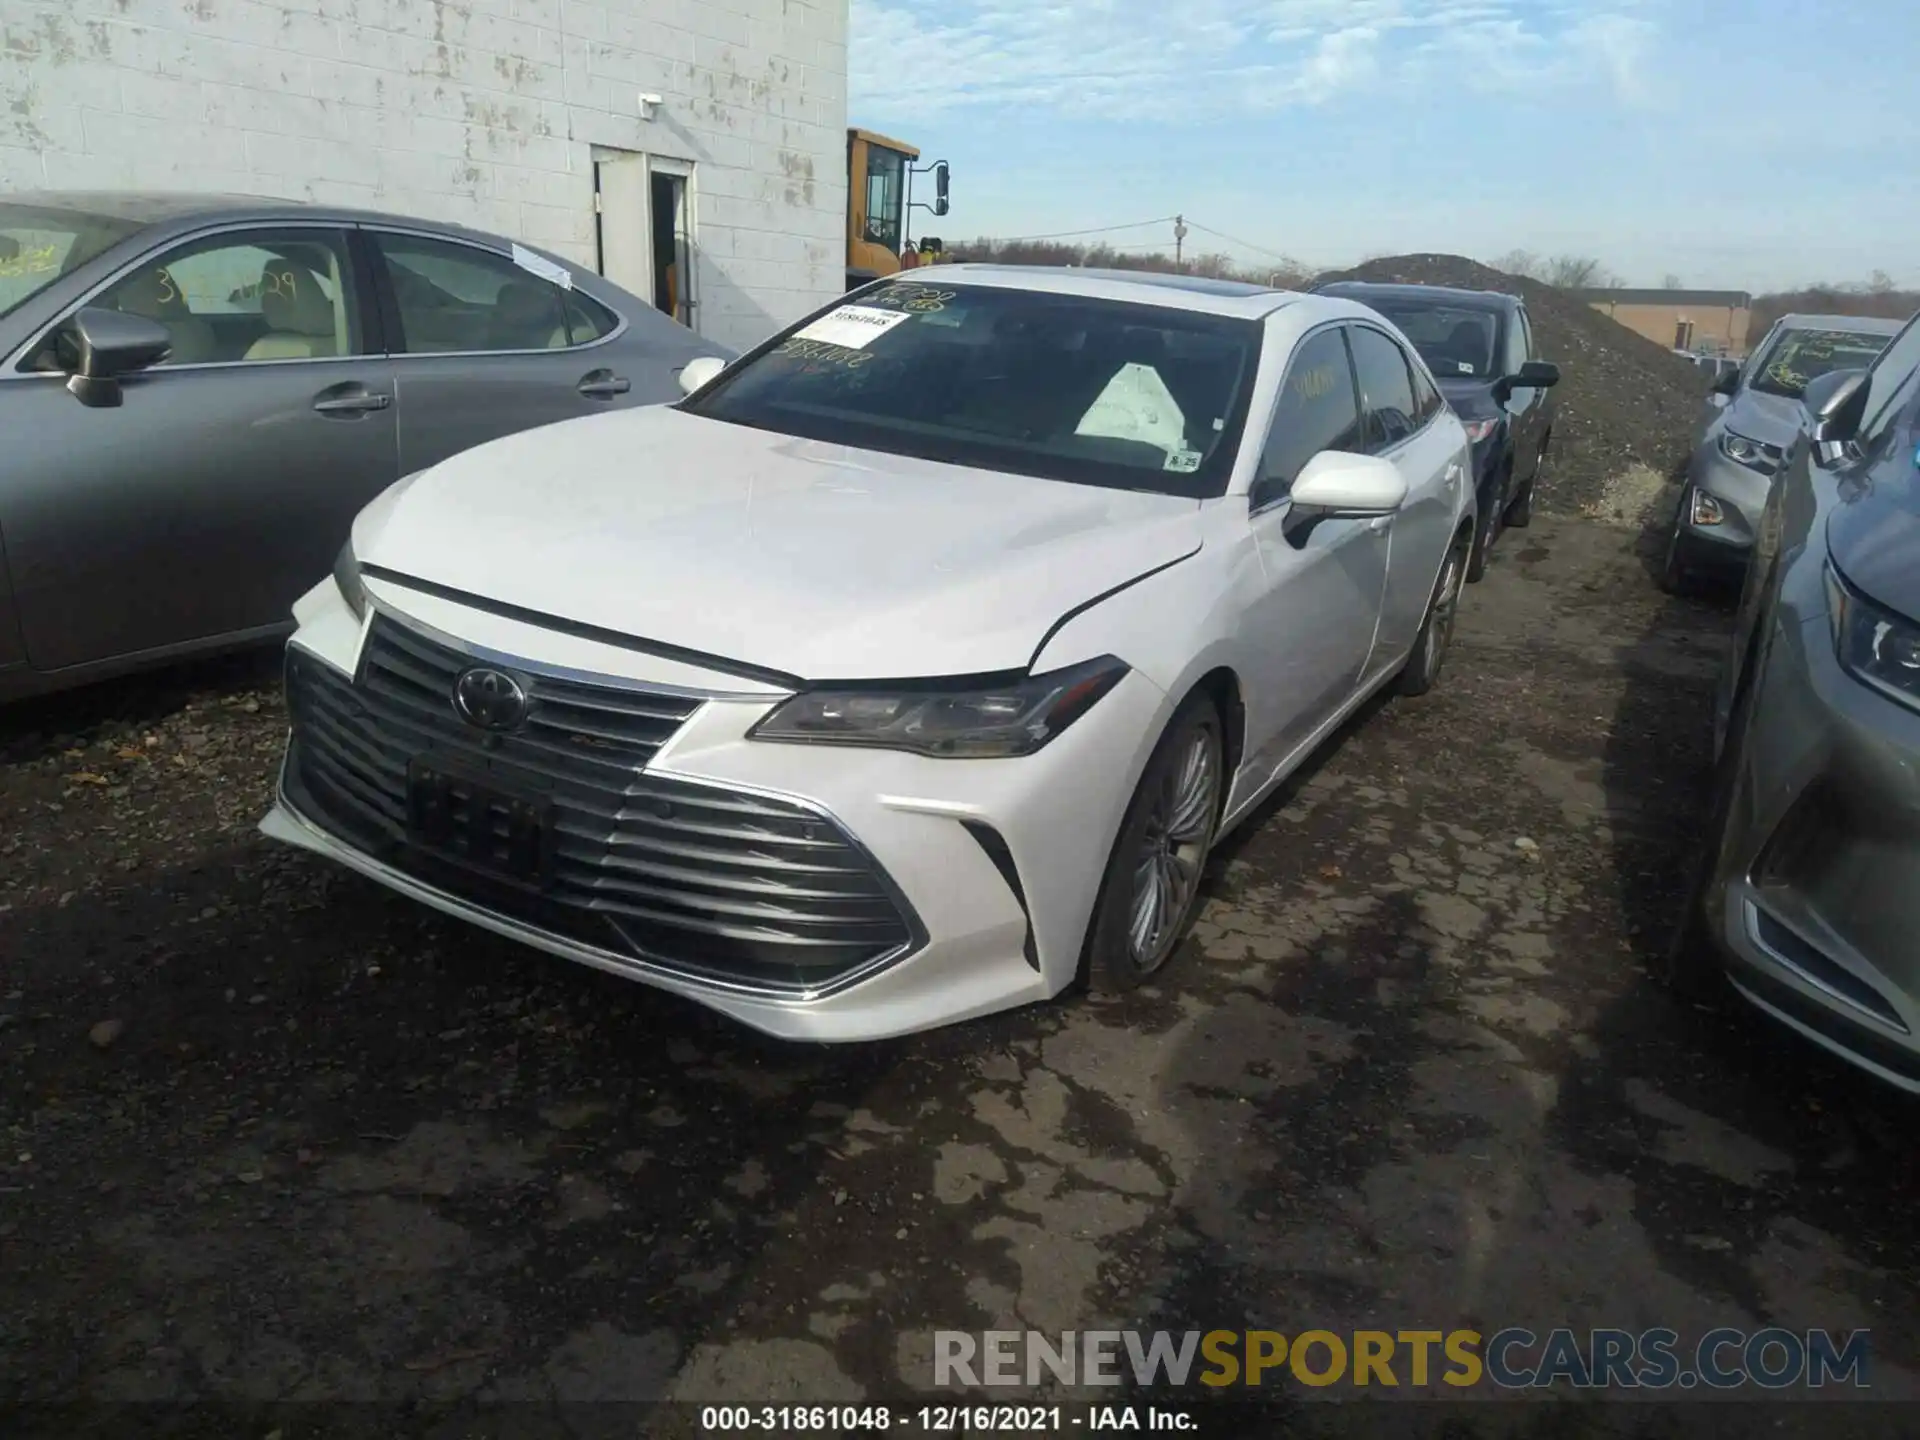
0,0 -> 849,351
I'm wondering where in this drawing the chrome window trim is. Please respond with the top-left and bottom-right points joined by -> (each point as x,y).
363,222 -> 631,360
1,215 -> 632,380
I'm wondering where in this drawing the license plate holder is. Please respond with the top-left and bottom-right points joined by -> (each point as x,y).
406,755 -> 552,883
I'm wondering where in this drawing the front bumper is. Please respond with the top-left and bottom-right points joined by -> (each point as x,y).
1710,561 -> 1920,1090
1678,441 -> 1775,558
260,575 -> 1170,1042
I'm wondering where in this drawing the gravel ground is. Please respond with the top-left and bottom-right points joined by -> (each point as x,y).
4,513 -> 1919,1433
1312,255 -> 1711,516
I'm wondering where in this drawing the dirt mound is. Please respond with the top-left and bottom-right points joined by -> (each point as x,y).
1312,253 -> 1709,516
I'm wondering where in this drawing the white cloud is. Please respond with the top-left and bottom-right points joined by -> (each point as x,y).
850,0 -> 1661,122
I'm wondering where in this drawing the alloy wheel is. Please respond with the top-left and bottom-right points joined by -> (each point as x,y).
1126,728 -> 1219,971
1425,548 -> 1465,685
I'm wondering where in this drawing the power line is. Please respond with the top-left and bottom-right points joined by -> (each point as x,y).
1183,220 -> 1300,265
998,217 -> 1178,242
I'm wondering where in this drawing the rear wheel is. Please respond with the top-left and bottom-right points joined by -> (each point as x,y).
1465,467 -> 1507,583
1084,696 -> 1225,994
1505,446 -> 1544,528
1397,533 -> 1469,698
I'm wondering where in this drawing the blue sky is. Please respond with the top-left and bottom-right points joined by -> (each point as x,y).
847,0 -> 1917,292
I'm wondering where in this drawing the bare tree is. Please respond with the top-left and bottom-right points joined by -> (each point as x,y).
1662,273 -> 1685,289
1493,249 -> 1542,280
1541,254 -> 1614,289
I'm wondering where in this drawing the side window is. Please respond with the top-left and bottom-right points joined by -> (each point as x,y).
373,233 -> 574,354
1408,353 -> 1443,426
85,229 -> 359,367
1349,325 -> 1419,452
1857,314 -> 1920,448
563,291 -> 619,345
1502,310 -> 1531,376
1257,327 -> 1362,501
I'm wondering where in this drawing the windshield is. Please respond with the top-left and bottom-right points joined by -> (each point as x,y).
681,280 -> 1263,498
0,201 -> 146,321
1367,302 -> 1501,379
1750,326 -> 1894,398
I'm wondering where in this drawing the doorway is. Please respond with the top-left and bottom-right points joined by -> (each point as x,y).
591,148 -> 697,333
650,170 -> 690,327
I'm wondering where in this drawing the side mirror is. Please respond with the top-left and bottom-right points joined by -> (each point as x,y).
1802,367 -> 1870,445
1493,359 -> 1558,405
1711,366 -> 1740,397
931,161 -> 950,217
1288,451 -> 1409,516
57,307 -> 173,408
677,354 -> 727,396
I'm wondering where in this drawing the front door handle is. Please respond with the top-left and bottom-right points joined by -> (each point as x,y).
312,386 -> 391,416
578,371 -> 631,399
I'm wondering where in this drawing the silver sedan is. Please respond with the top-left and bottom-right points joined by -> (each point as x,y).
1662,312 -> 1900,592
0,192 -> 731,703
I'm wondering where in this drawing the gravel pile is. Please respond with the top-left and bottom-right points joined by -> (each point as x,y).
1312,253 -> 1710,516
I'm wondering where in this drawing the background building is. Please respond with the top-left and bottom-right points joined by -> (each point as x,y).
0,0 -> 848,352
1581,287 -> 1755,358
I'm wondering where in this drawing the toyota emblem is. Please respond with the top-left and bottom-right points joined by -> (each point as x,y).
452,666 -> 530,731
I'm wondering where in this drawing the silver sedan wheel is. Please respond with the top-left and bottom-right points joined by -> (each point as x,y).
1126,728 -> 1220,971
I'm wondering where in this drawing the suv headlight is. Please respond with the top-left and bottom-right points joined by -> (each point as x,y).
748,656 -> 1130,758
333,541 -> 368,619
1719,429 -> 1783,474
1827,562 -> 1920,711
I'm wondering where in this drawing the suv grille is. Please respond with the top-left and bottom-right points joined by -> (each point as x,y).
282,615 -> 918,992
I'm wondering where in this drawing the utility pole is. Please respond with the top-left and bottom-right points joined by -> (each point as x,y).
1173,214 -> 1187,271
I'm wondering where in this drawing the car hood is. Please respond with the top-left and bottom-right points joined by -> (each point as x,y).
1719,389 -> 1806,448
1830,450 -> 1920,623
354,405 -> 1206,682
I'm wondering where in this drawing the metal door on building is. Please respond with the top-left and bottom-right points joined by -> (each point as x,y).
593,149 -> 697,333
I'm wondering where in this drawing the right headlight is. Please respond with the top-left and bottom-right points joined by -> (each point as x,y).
1827,561 -> 1920,711
747,656 -> 1130,758
1719,429 -> 1784,474
332,541 -> 368,620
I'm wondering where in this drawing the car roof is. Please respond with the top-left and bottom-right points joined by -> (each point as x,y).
1772,312 -> 1908,336
922,264 -> 1302,319
1315,279 -> 1520,312
1,189 -> 562,255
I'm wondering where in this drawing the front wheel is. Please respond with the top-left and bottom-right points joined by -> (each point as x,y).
1084,696 -> 1225,994
1397,535 -> 1469,697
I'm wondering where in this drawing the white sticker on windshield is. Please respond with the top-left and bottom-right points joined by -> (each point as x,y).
511,243 -> 572,290
794,305 -> 912,349
1164,448 -> 1202,474
1455,360 -> 1473,374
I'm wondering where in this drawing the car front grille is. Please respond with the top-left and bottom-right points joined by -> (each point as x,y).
281,613 -> 919,992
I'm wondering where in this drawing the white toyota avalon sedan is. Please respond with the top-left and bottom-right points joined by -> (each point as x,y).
262,267 -> 1475,1041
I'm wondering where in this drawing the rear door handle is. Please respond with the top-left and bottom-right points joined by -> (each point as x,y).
578,371 -> 631,399
312,388 -> 391,415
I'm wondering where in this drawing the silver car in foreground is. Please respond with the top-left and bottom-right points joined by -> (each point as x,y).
1669,308 -> 1920,1092
1662,312 -> 1902,592
0,192 -> 729,704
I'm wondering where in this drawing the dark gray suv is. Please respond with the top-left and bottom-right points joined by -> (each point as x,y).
1669,307 -> 1920,1092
